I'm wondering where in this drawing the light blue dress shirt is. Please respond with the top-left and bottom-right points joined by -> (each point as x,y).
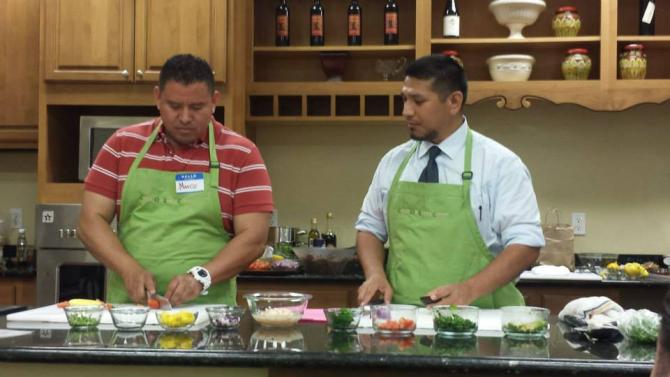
355,118 -> 545,256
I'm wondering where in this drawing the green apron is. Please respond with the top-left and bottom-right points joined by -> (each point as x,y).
386,129 -> 524,308
107,121 -> 235,305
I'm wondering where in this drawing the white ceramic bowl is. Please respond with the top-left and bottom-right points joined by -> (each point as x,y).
489,0 -> 546,39
487,54 -> 535,81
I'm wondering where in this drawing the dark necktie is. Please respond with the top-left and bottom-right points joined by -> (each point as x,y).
418,146 -> 441,183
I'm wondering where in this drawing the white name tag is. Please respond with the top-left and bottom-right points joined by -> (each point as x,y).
175,173 -> 205,194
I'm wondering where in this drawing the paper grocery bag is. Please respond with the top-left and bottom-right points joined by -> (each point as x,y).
538,208 -> 575,270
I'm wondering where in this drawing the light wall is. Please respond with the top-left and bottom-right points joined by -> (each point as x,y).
255,101 -> 670,254
0,151 -> 37,245
2,101 -> 669,255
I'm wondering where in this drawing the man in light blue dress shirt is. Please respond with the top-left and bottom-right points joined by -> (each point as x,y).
356,54 -> 545,307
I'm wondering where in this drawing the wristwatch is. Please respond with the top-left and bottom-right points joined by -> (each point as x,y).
187,266 -> 211,296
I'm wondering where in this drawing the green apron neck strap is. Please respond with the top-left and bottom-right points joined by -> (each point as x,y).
207,122 -> 219,188
461,128 -> 474,199
391,142 -> 420,187
129,120 -> 163,172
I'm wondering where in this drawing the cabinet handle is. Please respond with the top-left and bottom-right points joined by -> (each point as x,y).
136,69 -> 144,78
121,69 -> 129,79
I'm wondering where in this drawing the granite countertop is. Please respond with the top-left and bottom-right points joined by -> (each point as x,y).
0,315 -> 654,376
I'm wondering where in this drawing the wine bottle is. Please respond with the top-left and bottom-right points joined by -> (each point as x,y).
307,218 -> 321,247
640,0 -> 655,35
384,0 -> 399,45
348,0 -> 362,46
443,0 -> 460,38
275,0 -> 290,46
310,0 -> 325,46
323,212 -> 337,248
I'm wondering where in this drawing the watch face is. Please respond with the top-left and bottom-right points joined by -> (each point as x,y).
197,269 -> 208,278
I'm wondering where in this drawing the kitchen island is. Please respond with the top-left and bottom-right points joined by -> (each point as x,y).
0,313 -> 655,377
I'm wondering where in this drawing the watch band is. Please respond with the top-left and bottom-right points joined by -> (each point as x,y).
187,266 -> 211,296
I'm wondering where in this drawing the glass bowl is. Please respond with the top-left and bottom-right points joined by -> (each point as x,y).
63,305 -> 104,329
432,305 -> 479,337
324,307 -> 363,331
110,305 -> 149,331
501,306 -> 550,338
109,331 -> 149,348
155,309 -> 199,331
244,292 -> 312,328
64,328 -> 103,346
205,305 -> 245,330
371,304 -> 417,335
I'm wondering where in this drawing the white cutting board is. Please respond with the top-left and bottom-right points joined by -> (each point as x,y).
6,304 -> 210,326
520,270 -> 602,281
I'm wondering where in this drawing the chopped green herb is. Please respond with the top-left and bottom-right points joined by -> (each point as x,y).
433,311 -> 477,333
329,308 -> 355,329
68,314 -> 99,327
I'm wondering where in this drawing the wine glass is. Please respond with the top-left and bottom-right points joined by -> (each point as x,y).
375,57 -> 408,81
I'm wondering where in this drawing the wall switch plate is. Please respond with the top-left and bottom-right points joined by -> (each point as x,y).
572,212 -> 586,236
9,208 -> 23,229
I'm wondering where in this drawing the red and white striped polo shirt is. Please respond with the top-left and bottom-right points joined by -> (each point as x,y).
84,118 -> 274,235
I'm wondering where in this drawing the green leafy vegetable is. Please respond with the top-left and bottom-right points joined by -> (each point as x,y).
68,314 -> 99,327
433,311 -> 477,333
328,332 -> 359,353
329,308 -> 355,329
274,242 -> 297,260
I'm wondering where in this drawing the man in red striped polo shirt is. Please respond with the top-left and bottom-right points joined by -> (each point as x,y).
78,54 -> 273,307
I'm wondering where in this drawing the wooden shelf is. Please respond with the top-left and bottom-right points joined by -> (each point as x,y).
249,81 -> 403,95
618,36 -> 670,42
431,36 -> 601,45
254,45 -> 415,53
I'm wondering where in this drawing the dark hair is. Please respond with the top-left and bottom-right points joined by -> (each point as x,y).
159,54 -> 215,94
405,54 -> 468,106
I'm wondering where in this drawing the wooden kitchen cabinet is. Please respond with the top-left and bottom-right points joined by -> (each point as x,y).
43,0 -> 227,83
0,277 -> 36,307
0,0 -> 39,149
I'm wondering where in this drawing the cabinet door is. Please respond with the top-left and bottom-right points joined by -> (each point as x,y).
135,0 -> 227,83
0,0 -> 39,131
43,0 -> 134,82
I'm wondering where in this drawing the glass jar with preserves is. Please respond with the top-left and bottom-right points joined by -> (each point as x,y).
619,44 -> 647,80
552,6 -> 581,37
561,48 -> 591,80
441,50 -> 464,68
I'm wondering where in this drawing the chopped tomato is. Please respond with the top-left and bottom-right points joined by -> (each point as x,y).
248,259 -> 272,271
148,298 -> 160,309
56,301 -> 70,308
378,317 -> 415,331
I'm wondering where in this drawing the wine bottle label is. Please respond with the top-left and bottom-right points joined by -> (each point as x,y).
311,15 -> 323,36
443,15 -> 459,37
348,15 -> 361,36
642,2 -> 655,24
385,12 -> 398,34
276,15 -> 289,37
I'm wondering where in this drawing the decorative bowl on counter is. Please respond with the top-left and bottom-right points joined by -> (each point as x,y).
245,292 -> 311,328
109,305 -> 149,331
487,54 -> 535,82
324,307 -> 363,331
501,306 -> 549,338
432,305 -> 479,337
489,0 -> 546,39
371,304 -> 417,336
155,309 -> 199,331
205,305 -> 245,330
63,305 -> 104,329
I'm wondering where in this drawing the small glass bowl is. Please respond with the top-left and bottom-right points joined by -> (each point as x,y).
64,328 -> 103,346
371,304 -> 417,335
63,305 -> 104,329
109,331 -> 149,348
501,306 -> 550,338
324,307 -> 363,331
245,292 -> 311,328
155,309 -> 199,331
110,305 -> 149,331
432,305 -> 479,337
205,305 -> 245,330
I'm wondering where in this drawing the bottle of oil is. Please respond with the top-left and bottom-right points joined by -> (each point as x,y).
307,218 -> 321,247
323,212 -> 337,248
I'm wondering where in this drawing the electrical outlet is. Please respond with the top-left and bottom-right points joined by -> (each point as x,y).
9,208 -> 23,229
572,212 -> 586,235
